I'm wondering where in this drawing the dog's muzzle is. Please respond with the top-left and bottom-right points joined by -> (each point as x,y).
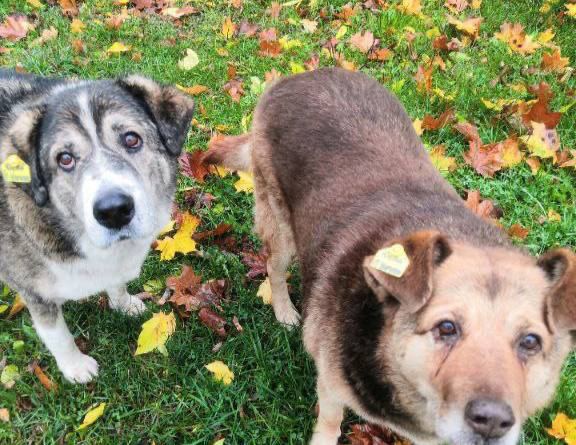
464,398 -> 515,441
93,190 -> 135,230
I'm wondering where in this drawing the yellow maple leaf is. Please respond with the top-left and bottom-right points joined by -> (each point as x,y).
158,220 -> 175,236
234,171 -> 254,193
8,294 -> 25,318
76,403 -> 106,431
471,0 -> 481,9
566,4 -> 576,17
537,28 -> 555,44
70,18 -> 85,34
429,145 -> 457,173
26,0 -> 44,8
413,118 -> 423,136
134,312 -> 176,356
501,139 -> 523,168
335,25 -> 347,39
279,37 -> 302,50
106,41 -> 131,54
178,49 -> 199,70
155,213 -> 199,260
221,17 -> 236,39
495,22 -> 540,54
205,361 -> 234,385
290,61 -> 305,74
398,0 -> 422,16
257,278 -> 273,305
447,15 -> 482,37
548,209 -> 561,222
520,122 -> 560,159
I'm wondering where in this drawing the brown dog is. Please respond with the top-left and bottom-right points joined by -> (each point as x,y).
204,68 -> 576,445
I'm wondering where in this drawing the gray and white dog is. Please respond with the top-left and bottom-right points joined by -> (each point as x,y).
0,70 -> 194,383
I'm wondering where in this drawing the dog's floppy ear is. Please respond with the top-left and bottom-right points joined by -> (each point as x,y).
363,231 -> 452,312
538,248 -> 576,332
3,106 -> 49,206
117,75 -> 194,156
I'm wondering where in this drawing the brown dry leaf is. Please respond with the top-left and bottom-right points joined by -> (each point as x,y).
525,157 -> 541,175
433,35 -> 461,51
349,30 -> 375,53
8,294 -> 26,319
541,49 -> 569,73
465,190 -> 501,222
398,0 -> 422,15
301,19 -> 317,34
258,28 -> 282,57
58,0 -> 78,17
348,423 -> 411,445
304,53 -> 320,70
223,79 -> 245,102
238,20 -> 258,37
337,3 -> 361,22
29,361 -> 57,392
368,47 -> 393,61
178,84 -> 208,96
444,0 -> 469,13
198,307 -> 228,338
0,15 -> 32,41
521,82 -> 562,129
455,122 -> 504,177
71,39 -> 84,54
161,6 -> 200,18
422,108 -> 454,130
265,68 -> 282,83
179,151 -> 215,183
240,248 -> 268,280
494,22 -> 540,55
268,2 -> 282,18
335,53 -> 357,71
32,26 -> 58,45
167,266 -> 227,314
193,223 -> 232,242
508,223 -> 529,240
415,64 -> 434,93
231,0 -> 242,8
429,145 -> 457,173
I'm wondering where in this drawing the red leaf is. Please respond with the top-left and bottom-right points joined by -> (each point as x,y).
223,79 -> 245,102
348,423 -> 410,445
179,151 -> 213,183
198,307 -> 228,337
240,248 -> 268,279
238,20 -> 259,37
0,15 -> 31,41
455,122 -> 503,177
193,223 -> 232,241
422,108 -> 454,130
521,82 -> 562,129
464,190 -> 502,222
167,267 -> 227,315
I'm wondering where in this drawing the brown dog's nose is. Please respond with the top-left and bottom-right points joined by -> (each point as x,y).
465,399 -> 515,439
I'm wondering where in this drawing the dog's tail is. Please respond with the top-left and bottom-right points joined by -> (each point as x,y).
202,133 -> 253,172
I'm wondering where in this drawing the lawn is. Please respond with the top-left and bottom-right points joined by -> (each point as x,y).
0,0 -> 575,444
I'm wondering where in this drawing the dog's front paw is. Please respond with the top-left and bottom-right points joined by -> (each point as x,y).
309,432 -> 339,445
58,353 -> 99,384
109,292 -> 147,316
274,302 -> 301,328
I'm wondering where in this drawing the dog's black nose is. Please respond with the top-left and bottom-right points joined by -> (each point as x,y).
93,191 -> 135,229
465,399 -> 515,439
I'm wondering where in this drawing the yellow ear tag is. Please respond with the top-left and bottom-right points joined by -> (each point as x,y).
371,244 -> 410,278
1,154 -> 31,183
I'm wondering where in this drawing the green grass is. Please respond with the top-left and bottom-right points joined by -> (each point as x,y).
0,0 -> 575,443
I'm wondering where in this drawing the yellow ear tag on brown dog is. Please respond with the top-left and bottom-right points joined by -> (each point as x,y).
1,154 -> 31,183
371,244 -> 410,278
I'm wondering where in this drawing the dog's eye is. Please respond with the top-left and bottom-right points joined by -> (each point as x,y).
57,152 -> 76,171
434,320 -> 459,341
122,132 -> 143,152
519,334 -> 542,355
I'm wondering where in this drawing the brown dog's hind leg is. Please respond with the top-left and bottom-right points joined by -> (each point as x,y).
254,168 -> 300,327
310,376 -> 345,445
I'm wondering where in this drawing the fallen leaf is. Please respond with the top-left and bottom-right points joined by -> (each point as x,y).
0,408 -> 9,423
566,4 -> 576,17
548,209 -> 561,222
193,223 -> 232,242
168,268 -> 227,314
234,171 -> 254,193
494,22 -> 540,54
177,84 -> 208,96
525,157 -> 541,174
240,248 -> 268,279
268,2 -> 282,18
348,423 -> 410,445
447,15 -> 482,37
520,121 -> 560,159
508,223 -> 529,240
257,278 -> 273,304
26,0 -> 44,8
337,3 -> 360,22
8,294 -> 25,319
398,0 -> 422,15
413,119 -> 423,135
205,361 -> 234,385
161,6 -> 200,18
76,403 -> 106,431
155,213 -> 200,261
180,151 -> 214,183
301,19 -> 317,33
368,47 -> 394,62
415,64 -> 433,93
349,30 -> 375,53
1,365 -> 19,389
134,312 -> 176,356
223,79 -> 245,102
221,17 -> 236,39
106,42 -> 131,54
433,35 -> 462,51
422,108 -> 454,130
238,20 -> 258,37
547,412 -> 576,441
444,0 -> 469,13
429,145 -> 457,173
29,361 -> 57,392
32,26 -> 57,45
541,49 -> 569,72
465,190 -> 501,222
58,0 -> 78,17
521,82 -> 562,129
537,28 -> 555,44
178,49 -> 199,70
198,307 -> 228,337
0,15 -> 32,41
70,18 -> 85,33
455,122 -> 503,177
501,138 -> 523,168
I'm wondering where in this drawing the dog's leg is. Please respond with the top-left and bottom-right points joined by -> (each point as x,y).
107,285 -> 146,316
27,298 -> 99,383
310,376 -> 345,445
254,173 -> 300,327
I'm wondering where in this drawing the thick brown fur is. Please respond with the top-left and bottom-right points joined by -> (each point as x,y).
204,68 -> 576,445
